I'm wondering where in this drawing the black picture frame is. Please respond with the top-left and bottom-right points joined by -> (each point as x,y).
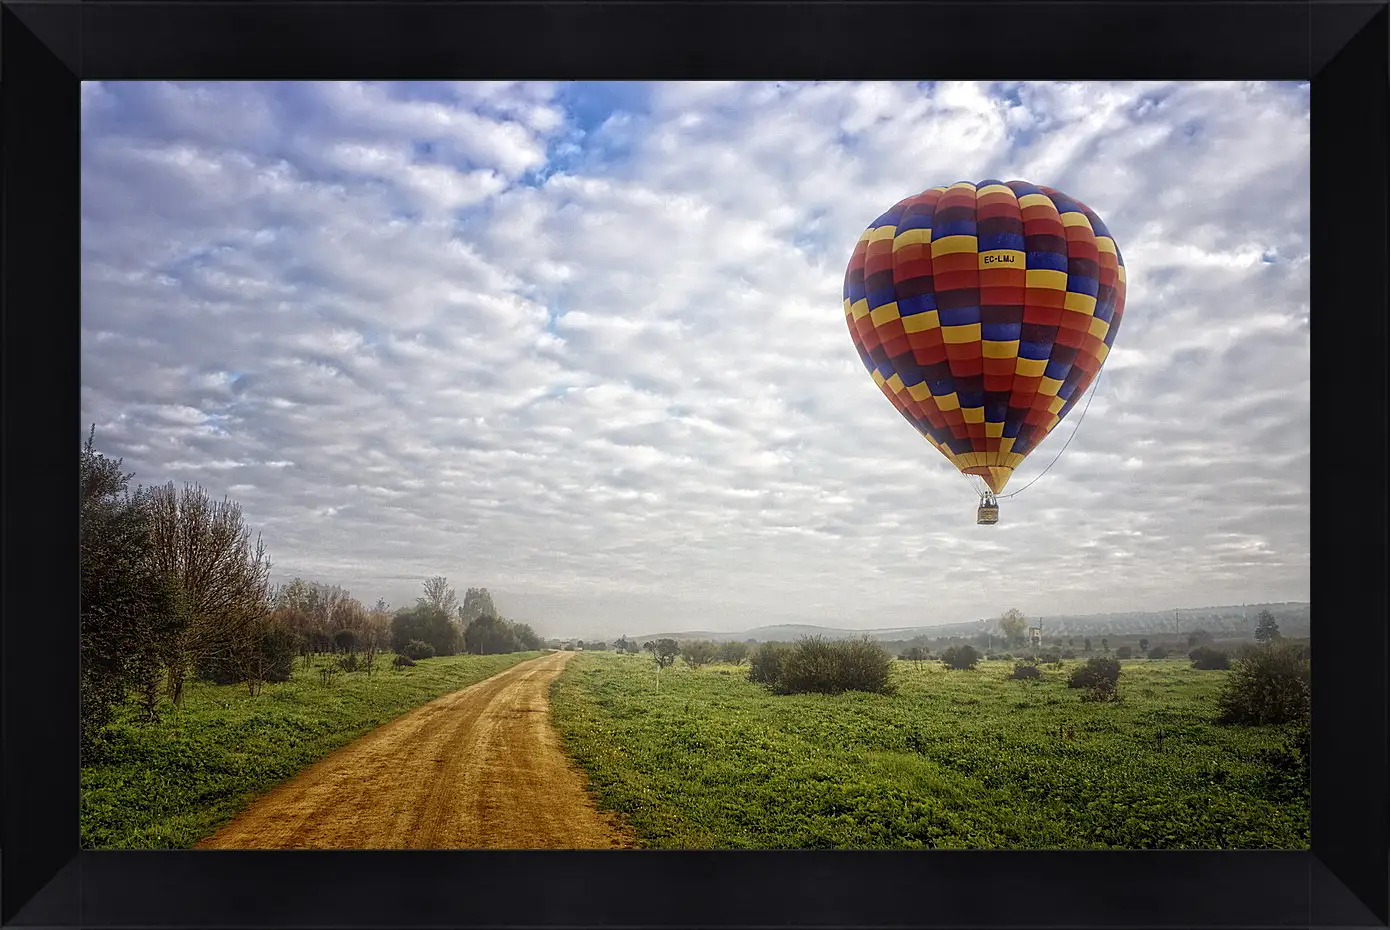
3,2 -> 1385,927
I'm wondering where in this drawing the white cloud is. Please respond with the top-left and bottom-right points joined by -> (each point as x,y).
81,81 -> 1310,637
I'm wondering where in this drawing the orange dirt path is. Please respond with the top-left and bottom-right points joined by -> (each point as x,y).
197,651 -> 632,849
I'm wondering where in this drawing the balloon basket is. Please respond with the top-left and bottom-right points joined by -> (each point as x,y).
976,494 -> 1000,525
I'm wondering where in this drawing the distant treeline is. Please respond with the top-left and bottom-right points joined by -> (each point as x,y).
80,429 -> 540,759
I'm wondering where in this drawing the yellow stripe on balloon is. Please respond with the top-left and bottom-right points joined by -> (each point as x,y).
1038,376 -> 1064,396
869,303 -> 901,326
982,339 -> 1020,359
902,310 -> 940,333
1064,292 -> 1098,315
941,324 -> 982,344
1026,270 -> 1068,291
1015,357 -> 1047,377
933,392 -> 961,412
930,235 -> 979,257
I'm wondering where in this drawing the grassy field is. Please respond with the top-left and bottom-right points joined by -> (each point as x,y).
551,652 -> 1309,849
81,651 -> 543,849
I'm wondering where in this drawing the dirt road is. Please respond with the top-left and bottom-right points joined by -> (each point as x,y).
197,651 -> 632,849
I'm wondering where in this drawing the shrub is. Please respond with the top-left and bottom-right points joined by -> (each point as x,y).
1190,646 -> 1231,670
403,639 -> 435,661
775,636 -> 893,695
1146,646 -> 1170,660
1068,657 -> 1121,698
338,652 -> 360,672
985,653 -> 1001,661
1217,640 -> 1310,726
392,654 -> 416,670
1039,652 -> 1061,664
681,639 -> 720,668
717,641 -> 749,664
1009,663 -> 1042,681
1061,650 -> 1077,660
940,645 -> 980,671
1114,646 -> 1133,659
1000,653 -> 1014,661
332,629 -> 359,654
748,642 -> 787,686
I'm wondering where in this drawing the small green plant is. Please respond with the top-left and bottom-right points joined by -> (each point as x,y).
1147,646 -> 1170,660
1009,663 -> 1042,681
1115,646 -> 1133,659
317,665 -> 340,687
392,654 -> 416,670
403,640 -> 435,661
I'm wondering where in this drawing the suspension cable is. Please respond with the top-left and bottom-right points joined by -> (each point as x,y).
999,369 -> 1104,501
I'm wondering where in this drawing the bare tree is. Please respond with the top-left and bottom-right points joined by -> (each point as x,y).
145,482 -> 273,702
419,576 -> 459,617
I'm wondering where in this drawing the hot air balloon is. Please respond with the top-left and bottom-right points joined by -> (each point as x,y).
842,180 -> 1126,524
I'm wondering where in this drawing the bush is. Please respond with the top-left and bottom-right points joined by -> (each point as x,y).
392,654 -> 416,670
1009,663 -> 1042,681
1217,641 -> 1310,726
940,644 -> 980,670
718,641 -> 750,664
338,652 -> 360,672
748,642 -> 787,686
1146,646 -> 1170,660
1190,646 -> 1231,670
1039,652 -> 1061,664
1061,650 -> 1077,660
1114,646 -> 1133,659
681,640 -> 720,668
1068,657 -> 1121,702
773,637 -> 893,695
403,639 -> 435,661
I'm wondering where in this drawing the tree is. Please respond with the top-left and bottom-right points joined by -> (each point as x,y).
649,638 -> 680,670
901,646 -> 929,669
144,480 -> 273,703
391,605 -> 459,656
613,635 -> 633,653
80,431 -> 183,752
680,640 -> 719,668
1254,611 -> 1280,644
418,576 -> 458,617
1139,638 -> 1150,654
463,614 -> 521,655
1084,637 -> 1093,653
459,587 -> 497,624
718,640 -> 749,664
511,622 -> 543,651
998,608 -> 1028,647
1101,637 -> 1110,654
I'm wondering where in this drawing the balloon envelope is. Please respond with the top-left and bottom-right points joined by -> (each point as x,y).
842,180 -> 1126,494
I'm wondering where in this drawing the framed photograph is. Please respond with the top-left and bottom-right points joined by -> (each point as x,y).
3,2 -> 1384,928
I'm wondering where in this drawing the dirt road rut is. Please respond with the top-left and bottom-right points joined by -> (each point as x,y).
198,651 -> 631,849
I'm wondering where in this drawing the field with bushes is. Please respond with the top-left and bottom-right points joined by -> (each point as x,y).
81,651 -> 543,849
550,652 -> 1309,849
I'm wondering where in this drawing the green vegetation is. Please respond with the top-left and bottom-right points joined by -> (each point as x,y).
82,651 -> 542,849
551,653 -> 1309,850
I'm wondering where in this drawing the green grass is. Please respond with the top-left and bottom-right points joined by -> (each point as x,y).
551,653 -> 1309,850
81,651 -> 543,849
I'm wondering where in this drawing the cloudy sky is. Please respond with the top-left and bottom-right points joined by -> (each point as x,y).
80,81 -> 1310,638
